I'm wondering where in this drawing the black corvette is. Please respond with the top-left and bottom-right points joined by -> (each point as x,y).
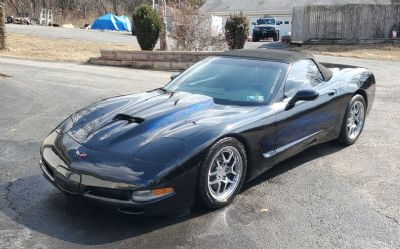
40,49 -> 375,215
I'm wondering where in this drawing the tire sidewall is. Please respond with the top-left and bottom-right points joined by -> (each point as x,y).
197,137 -> 247,209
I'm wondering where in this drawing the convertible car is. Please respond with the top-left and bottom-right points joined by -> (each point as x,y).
40,49 -> 375,215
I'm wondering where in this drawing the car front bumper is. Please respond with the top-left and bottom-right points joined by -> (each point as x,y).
253,30 -> 277,39
39,131 -> 197,215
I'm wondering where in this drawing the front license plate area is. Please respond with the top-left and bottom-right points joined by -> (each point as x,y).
54,166 -> 81,194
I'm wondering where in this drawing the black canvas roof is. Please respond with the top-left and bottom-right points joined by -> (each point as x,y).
221,49 -> 333,81
221,49 -> 313,63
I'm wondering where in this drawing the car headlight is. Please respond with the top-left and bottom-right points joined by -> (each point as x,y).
132,188 -> 174,202
134,137 -> 185,163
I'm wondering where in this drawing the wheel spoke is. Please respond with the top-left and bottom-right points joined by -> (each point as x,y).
222,151 -> 233,164
209,171 -> 218,177
217,182 -> 222,193
229,163 -> 237,175
226,178 -> 234,184
222,182 -> 228,192
209,179 -> 219,185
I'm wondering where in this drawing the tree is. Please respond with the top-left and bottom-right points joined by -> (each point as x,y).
225,12 -> 249,50
132,4 -> 163,50
168,3 -> 225,51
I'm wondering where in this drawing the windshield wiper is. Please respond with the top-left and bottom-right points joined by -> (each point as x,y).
148,87 -> 169,93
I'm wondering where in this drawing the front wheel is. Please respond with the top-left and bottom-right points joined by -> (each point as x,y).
197,137 -> 247,209
337,94 -> 366,145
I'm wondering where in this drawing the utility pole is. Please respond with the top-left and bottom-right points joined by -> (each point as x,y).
159,0 -> 168,50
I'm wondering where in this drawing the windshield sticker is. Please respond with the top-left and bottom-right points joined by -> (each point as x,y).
247,96 -> 265,102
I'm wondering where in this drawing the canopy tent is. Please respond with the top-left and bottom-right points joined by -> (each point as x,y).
116,15 -> 132,32
91,13 -> 132,31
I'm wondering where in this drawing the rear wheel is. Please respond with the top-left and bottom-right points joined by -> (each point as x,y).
197,137 -> 247,209
337,94 -> 366,145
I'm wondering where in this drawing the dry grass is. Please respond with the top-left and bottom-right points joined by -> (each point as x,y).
297,44 -> 400,61
2,33 -> 400,62
0,33 -> 138,62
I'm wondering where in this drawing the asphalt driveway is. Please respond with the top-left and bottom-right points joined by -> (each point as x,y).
0,56 -> 399,249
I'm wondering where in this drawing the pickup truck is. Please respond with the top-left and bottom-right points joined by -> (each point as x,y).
252,18 -> 281,42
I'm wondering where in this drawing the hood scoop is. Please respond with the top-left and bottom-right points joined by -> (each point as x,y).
113,113 -> 144,124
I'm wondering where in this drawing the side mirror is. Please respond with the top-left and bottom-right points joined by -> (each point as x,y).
170,72 -> 181,81
285,89 -> 319,110
251,22 -> 257,25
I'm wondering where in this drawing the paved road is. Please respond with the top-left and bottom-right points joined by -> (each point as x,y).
0,56 -> 399,249
6,24 -> 138,46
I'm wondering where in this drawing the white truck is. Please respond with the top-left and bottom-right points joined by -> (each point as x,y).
252,17 -> 282,42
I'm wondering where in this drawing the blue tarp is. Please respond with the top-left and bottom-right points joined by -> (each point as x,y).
91,13 -> 131,31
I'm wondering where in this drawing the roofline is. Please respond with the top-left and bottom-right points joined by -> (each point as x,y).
200,10 -> 293,16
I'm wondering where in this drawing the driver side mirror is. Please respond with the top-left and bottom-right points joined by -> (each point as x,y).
170,72 -> 181,81
285,89 -> 319,110
251,22 -> 257,25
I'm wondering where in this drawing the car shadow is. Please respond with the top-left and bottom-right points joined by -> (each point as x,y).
1,141 -> 345,245
243,141 -> 345,190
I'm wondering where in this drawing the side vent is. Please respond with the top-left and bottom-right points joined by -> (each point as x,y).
113,114 -> 144,124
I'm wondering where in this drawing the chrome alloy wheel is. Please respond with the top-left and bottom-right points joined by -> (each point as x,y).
207,146 -> 243,202
347,100 -> 365,140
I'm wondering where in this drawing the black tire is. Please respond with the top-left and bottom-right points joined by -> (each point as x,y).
252,37 -> 259,42
273,31 -> 280,42
197,137 -> 247,209
7,17 -> 13,23
337,94 -> 366,145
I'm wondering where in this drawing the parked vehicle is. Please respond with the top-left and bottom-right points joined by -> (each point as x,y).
252,18 -> 282,42
6,13 -> 35,25
40,49 -> 375,215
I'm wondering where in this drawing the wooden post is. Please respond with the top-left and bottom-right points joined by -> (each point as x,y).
0,3 -> 5,50
159,0 -> 168,51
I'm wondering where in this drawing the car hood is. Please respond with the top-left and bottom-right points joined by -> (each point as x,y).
59,91 -> 259,154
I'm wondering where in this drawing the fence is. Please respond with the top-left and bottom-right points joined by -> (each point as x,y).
292,4 -> 400,42
0,3 -> 5,50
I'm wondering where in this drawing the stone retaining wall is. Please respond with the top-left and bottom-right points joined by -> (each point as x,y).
90,50 -> 223,70
0,3 -> 5,50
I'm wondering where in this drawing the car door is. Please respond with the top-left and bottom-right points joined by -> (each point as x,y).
272,59 -> 341,162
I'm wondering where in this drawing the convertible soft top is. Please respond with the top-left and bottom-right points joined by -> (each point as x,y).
222,49 -> 333,81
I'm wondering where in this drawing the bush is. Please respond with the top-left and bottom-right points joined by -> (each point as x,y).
169,4 -> 226,51
225,12 -> 249,50
132,5 -> 163,50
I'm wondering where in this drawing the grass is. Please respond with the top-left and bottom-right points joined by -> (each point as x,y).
296,44 -> 400,61
0,33 -> 138,62
2,32 -> 400,62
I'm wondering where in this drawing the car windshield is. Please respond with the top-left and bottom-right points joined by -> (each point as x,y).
257,19 -> 275,25
164,57 -> 287,106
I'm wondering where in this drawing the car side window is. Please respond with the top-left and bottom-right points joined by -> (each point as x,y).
284,59 -> 324,98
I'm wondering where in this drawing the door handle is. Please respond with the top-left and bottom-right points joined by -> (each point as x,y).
328,89 -> 337,96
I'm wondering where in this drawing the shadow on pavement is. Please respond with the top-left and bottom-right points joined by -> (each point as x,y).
1,141 -> 345,245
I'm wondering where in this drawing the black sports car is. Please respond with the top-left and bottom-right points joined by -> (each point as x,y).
40,49 -> 375,215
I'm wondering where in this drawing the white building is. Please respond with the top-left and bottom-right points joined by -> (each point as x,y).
200,0 -> 295,37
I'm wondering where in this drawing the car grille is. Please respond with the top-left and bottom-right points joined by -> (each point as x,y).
260,27 -> 273,31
